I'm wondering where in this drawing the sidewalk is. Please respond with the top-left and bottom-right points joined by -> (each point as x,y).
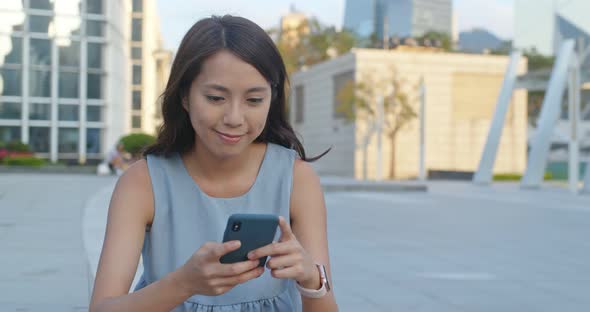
82,176 -> 428,294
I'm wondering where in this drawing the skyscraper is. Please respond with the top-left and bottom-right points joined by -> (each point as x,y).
0,0 -> 171,164
343,0 -> 453,41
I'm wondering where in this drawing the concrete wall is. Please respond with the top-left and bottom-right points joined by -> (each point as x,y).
291,48 -> 528,180
103,0 -> 129,158
355,49 -> 527,179
290,53 -> 357,177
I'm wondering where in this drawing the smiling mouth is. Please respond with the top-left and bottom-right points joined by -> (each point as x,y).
215,130 -> 245,144
215,130 -> 245,138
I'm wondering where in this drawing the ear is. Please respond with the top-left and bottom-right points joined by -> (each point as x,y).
181,97 -> 189,112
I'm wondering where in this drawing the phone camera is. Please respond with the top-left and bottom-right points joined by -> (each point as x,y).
232,221 -> 242,232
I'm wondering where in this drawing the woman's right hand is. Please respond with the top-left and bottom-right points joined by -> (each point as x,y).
176,240 -> 264,296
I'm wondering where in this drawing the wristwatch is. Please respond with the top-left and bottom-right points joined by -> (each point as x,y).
295,264 -> 331,298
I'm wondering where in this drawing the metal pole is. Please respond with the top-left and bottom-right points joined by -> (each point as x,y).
473,51 -> 521,184
376,95 -> 384,181
418,77 -> 426,181
568,54 -> 580,193
522,40 -> 575,188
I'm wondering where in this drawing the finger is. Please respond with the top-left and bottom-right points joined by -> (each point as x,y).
215,266 -> 265,286
215,259 -> 260,277
209,240 -> 241,260
265,254 -> 301,270
278,216 -> 295,242
247,241 -> 294,260
270,266 -> 300,280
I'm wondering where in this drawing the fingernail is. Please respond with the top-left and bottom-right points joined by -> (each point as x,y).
247,252 -> 254,259
231,241 -> 240,248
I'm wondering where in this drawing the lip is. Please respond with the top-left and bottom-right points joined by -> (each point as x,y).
215,130 -> 245,144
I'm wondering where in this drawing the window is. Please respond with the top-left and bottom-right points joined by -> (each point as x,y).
86,0 -> 103,14
86,128 -> 101,153
295,85 -> 304,123
0,68 -> 22,96
132,116 -> 141,128
59,104 -> 79,121
333,71 -> 354,119
87,106 -> 102,122
0,126 -> 21,143
132,0 -> 143,12
29,127 -> 50,153
132,18 -> 142,41
59,41 -> 80,68
132,91 -> 141,110
131,47 -> 142,60
87,20 -> 104,37
30,69 -> 51,97
29,15 -> 53,34
29,103 -> 51,120
58,128 -> 79,153
87,73 -> 102,99
87,43 -> 103,69
30,38 -> 51,67
59,71 -> 79,98
29,0 -> 52,10
133,65 -> 142,85
0,102 -> 21,119
2,37 -> 22,65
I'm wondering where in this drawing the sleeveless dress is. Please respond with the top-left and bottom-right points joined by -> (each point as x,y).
134,143 -> 302,311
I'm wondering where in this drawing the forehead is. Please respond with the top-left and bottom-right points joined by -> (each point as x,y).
195,50 -> 269,89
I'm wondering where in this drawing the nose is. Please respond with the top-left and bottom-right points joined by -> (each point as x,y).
223,101 -> 244,127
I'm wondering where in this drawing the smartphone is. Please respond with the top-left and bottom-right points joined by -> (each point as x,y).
220,214 -> 279,267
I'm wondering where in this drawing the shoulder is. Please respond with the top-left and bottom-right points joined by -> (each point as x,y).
113,158 -> 154,224
292,159 -> 320,186
290,159 -> 324,212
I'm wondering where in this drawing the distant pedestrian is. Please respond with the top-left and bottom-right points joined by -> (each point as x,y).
106,141 -> 128,175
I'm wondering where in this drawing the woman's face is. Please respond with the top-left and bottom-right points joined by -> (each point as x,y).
183,50 -> 272,159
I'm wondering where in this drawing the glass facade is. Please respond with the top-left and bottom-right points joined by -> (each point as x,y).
0,0 -> 109,162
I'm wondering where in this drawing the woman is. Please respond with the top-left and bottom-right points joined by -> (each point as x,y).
90,15 -> 337,312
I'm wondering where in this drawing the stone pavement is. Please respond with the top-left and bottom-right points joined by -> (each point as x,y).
0,174 -> 115,311
3,173 -> 590,311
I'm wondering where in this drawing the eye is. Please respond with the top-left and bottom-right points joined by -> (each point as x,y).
206,95 -> 224,103
247,98 -> 264,104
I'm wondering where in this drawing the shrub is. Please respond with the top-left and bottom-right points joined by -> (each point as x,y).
2,156 -> 46,167
119,133 -> 156,158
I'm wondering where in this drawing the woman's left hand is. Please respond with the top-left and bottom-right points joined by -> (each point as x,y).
247,216 -> 320,289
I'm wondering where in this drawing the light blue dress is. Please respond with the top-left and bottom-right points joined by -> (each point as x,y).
134,143 -> 302,311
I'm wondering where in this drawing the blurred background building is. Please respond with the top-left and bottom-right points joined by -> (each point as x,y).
343,0 -> 454,42
291,48 -> 528,179
0,0 -> 171,165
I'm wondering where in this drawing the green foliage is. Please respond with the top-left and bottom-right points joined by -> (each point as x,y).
5,141 -> 30,152
523,48 -> 554,71
119,133 -> 156,157
418,31 -> 453,51
272,17 -> 357,75
2,156 -> 45,166
493,172 -> 553,181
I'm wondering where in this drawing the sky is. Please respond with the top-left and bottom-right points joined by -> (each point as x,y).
156,0 -> 515,51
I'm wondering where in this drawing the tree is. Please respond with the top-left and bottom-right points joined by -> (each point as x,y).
418,31 -> 453,51
270,17 -> 356,75
523,48 -> 554,71
335,68 -> 418,179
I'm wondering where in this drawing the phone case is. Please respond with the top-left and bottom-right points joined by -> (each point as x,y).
220,214 -> 279,267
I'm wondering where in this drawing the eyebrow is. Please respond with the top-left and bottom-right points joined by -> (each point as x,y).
204,84 -> 269,93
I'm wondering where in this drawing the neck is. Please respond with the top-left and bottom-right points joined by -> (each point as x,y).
183,142 -> 262,182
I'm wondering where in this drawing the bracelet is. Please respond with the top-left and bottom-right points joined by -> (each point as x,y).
295,263 -> 330,298
295,279 -> 328,298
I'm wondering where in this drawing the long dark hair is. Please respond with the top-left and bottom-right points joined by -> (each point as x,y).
143,15 -> 329,161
